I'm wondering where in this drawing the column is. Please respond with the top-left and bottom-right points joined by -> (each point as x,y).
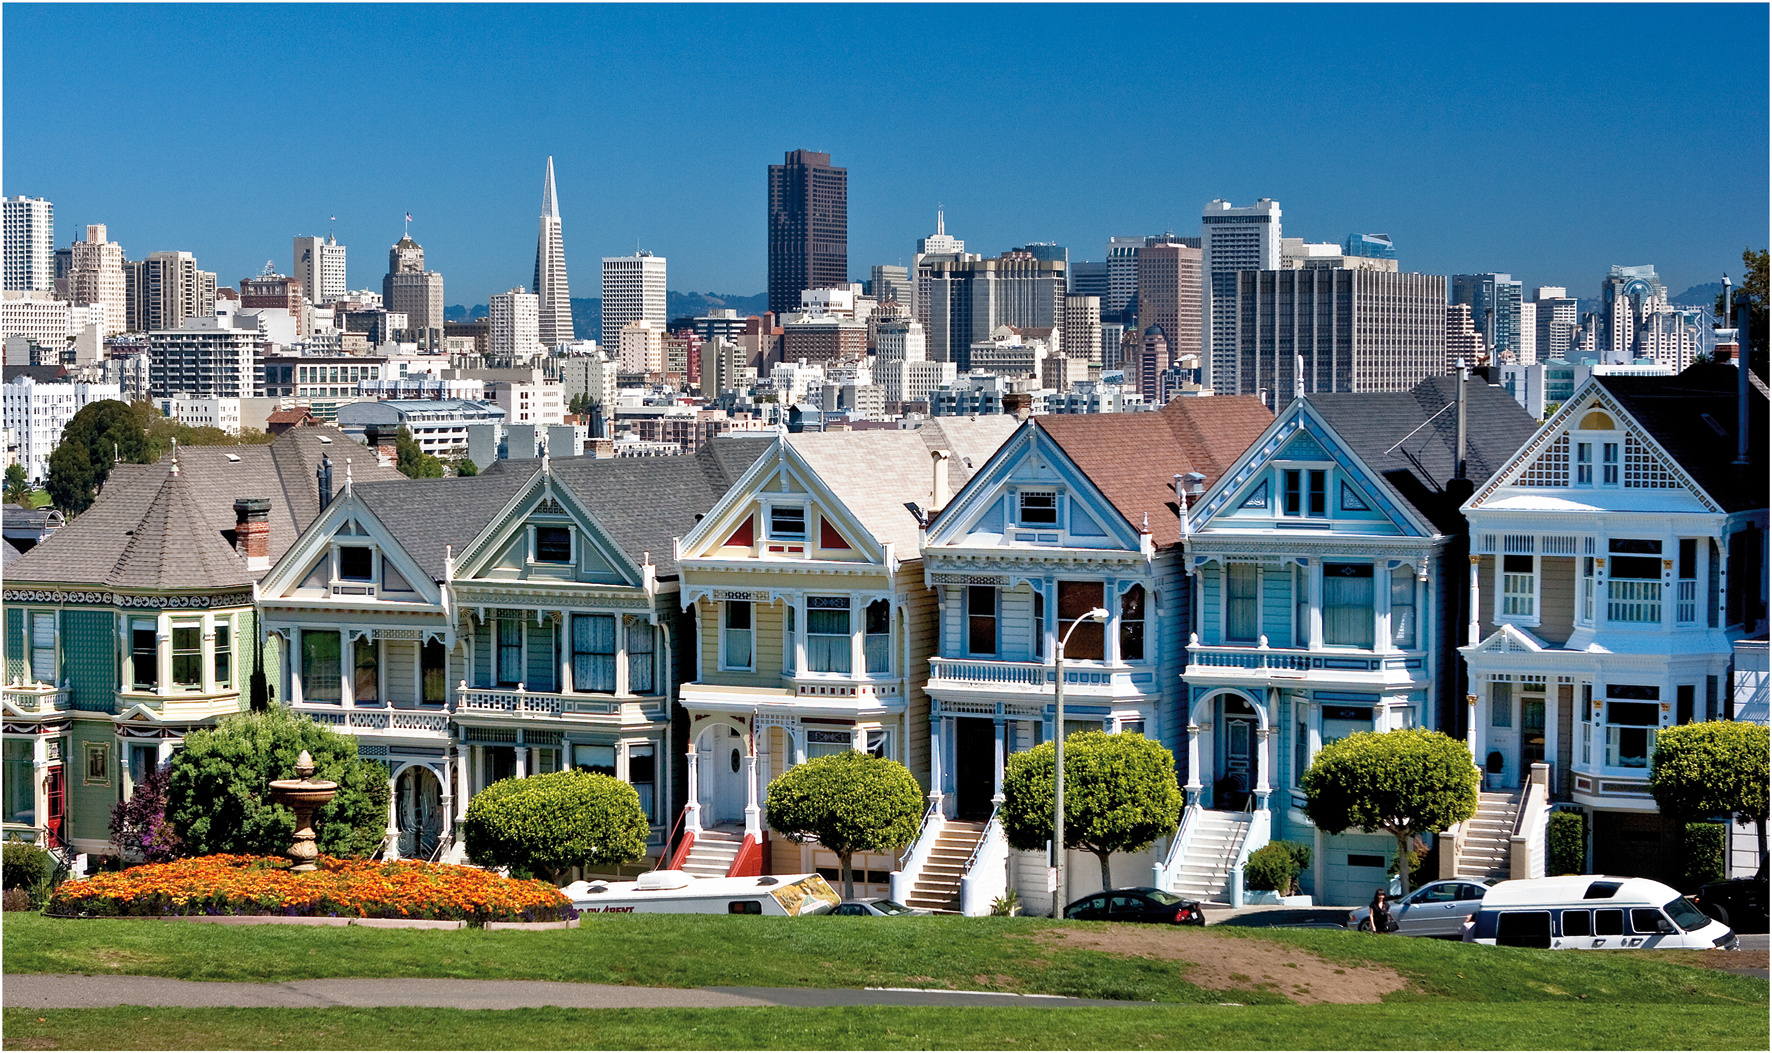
385,769 -> 400,857
1465,682 -> 1482,772
992,719 -> 1006,797
439,758 -> 455,849
1544,689 -> 1559,797
1184,721 -> 1202,805
684,744 -> 702,832
929,715 -> 947,816
1467,554 -> 1482,645
514,745 -> 528,779
471,744 -> 484,795
454,745 -> 471,848
1254,724 -> 1273,813
743,740 -> 761,839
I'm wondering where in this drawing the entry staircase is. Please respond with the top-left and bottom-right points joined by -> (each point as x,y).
1454,789 -> 1523,881
901,819 -> 987,913
1167,810 -> 1251,905
677,825 -> 745,879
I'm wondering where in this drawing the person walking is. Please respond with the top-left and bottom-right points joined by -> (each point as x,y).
1358,889 -> 1398,933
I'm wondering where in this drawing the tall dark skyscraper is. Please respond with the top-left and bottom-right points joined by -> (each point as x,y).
768,149 -> 847,315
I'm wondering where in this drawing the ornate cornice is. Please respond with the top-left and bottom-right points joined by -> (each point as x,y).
3,588 -> 253,609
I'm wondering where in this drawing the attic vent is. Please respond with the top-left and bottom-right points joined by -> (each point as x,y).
318,436 -> 332,444
225,453 -> 241,462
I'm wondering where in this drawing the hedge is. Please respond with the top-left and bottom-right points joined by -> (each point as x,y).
1546,810 -> 1585,876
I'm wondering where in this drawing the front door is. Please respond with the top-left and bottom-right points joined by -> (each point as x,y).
697,725 -> 746,827
1220,717 -> 1256,810
954,718 -> 996,820
1521,697 -> 1546,771
396,767 -> 443,860
43,766 -> 64,849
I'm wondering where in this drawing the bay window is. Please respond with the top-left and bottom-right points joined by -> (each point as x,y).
353,638 -> 379,703
966,586 -> 997,656
213,622 -> 232,688
573,614 -> 616,692
626,617 -> 655,694
1294,564 -> 1310,647
1604,697 -> 1659,768
1322,563 -> 1375,648
1226,564 -> 1259,642
864,600 -> 891,674
1057,581 -> 1105,660
29,612 -> 55,685
782,604 -> 797,675
806,729 -> 853,759
1120,585 -> 1145,661
1607,540 -> 1662,624
722,601 -> 753,670
301,630 -> 341,702
1501,555 -> 1536,618
573,743 -> 616,776
807,597 -> 852,674
421,639 -> 447,703
171,626 -> 202,689
1390,566 -> 1417,648
496,618 -> 522,686
4,739 -> 34,826
130,619 -> 158,690
629,743 -> 656,820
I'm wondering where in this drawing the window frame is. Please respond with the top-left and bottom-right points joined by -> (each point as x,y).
29,611 -> 56,685
721,600 -> 754,672
336,544 -> 375,583
1499,554 -> 1538,623
965,586 -> 997,657
805,596 -> 853,675
1225,563 -> 1260,643
129,617 -> 159,691
1321,562 -> 1376,649
1119,584 -> 1146,662
864,599 -> 892,675
1018,489 -> 1059,527
1390,566 -> 1417,649
625,615 -> 656,695
532,524 -> 574,565
768,503 -> 807,541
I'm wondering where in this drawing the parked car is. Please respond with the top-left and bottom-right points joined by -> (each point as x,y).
1347,878 -> 1497,937
828,899 -> 929,917
1471,875 -> 1737,950
1695,875 -> 1769,935
1063,888 -> 1204,925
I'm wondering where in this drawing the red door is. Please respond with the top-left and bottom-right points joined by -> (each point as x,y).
44,766 -> 65,848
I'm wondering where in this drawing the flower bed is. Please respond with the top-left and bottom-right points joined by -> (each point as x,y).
45,855 -> 578,927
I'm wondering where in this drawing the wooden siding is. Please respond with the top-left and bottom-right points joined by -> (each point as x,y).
384,640 -> 416,704
1260,564 -> 1293,644
1538,556 -> 1576,644
1477,555 -> 1498,638
1200,566 -> 1222,645
903,577 -> 938,789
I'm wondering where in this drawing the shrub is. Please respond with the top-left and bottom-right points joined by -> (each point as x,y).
44,854 -> 576,925
1,887 -> 32,912
1547,810 -> 1585,875
110,762 -> 180,862
990,887 -> 1021,917
765,751 -> 924,899
465,771 -> 649,884
1683,822 -> 1727,891
166,708 -> 390,859
1244,840 -> 1312,895
1,842 -> 53,892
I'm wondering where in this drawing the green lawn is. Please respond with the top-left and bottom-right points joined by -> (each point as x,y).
4,912 -> 1763,1009
2,1003 -> 1764,1051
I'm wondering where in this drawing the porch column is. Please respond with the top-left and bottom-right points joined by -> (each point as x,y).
454,745 -> 471,847
744,723 -> 762,838
929,715 -> 947,816
385,770 -> 400,857
1467,555 -> 1482,646
1465,682 -> 1482,771
992,718 -> 1006,797
471,744 -> 484,795
514,745 -> 528,779
1184,721 -> 1203,806
439,760 -> 455,851
684,744 -> 702,833
1254,725 -> 1273,813
1544,691 -> 1559,797
792,726 -> 806,766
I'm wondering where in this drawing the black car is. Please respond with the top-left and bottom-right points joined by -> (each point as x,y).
1695,875 -> 1769,934
1063,887 -> 1205,925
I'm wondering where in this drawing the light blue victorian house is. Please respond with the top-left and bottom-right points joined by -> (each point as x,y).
1167,376 -> 1538,906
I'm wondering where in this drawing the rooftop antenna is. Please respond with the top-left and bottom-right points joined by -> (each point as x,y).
260,259 -> 276,278
329,215 -> 337,241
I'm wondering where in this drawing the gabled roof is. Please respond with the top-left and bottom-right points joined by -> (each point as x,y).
1032,397 -> 1274,547
1596,363 -> 1767,514
1306,376 -> 1538,529
105,464 -> 252,590
349,471 -> 532,583
8,426 -> 406,587
2,365 -> 68,384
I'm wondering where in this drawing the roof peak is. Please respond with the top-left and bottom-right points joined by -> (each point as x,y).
542,155 -> 560,218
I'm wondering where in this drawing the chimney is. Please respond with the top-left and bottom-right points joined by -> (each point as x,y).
930,449 -> 952,514
317,455 -> 334,511
234,498 -> 271,572
1003,391 -> 1033,421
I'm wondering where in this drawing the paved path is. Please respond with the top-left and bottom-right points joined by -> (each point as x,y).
1,975 -> 1153,1011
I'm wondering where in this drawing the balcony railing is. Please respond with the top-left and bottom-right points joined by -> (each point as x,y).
927,658 -> 1125,692
294,704 -> 450,736
2,683 -> 70,717
1184,641 -> 1426,679
454,686 -> 660,720
1607,580 -> 1661,624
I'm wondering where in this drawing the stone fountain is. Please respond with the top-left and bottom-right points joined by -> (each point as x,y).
268,750 -> 338,872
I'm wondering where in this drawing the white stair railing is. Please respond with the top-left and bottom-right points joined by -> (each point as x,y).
1153,801 -> 1202,890
889,799 -> 945,904
1227,809 -> 1271,909
1510,762 -> 1551,881
958,811 -> 1009,916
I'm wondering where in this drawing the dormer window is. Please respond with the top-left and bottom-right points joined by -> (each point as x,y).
338,546 -> 374,581
1019,490 -> 1058,526
770,504 -> 806,541
1282,469 -> 1327,517
535,526 -> 572,563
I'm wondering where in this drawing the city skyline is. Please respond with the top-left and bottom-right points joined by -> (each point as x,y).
4,4 -> 1766,306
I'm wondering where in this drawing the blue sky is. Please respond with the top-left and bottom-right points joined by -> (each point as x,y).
5,4 -> 1766,306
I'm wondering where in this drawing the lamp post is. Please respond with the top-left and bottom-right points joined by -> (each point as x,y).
1053,605 -> 1109,918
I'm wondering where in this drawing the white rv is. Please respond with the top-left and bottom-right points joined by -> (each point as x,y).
1471,875 -> 1737,951
562,870 -> 840,916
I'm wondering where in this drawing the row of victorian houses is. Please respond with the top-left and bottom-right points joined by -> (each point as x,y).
3,363 -> 1766,910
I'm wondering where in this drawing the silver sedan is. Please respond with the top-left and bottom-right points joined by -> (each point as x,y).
1347,879 -> 1496,937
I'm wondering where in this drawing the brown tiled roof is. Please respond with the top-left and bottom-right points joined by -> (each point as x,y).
266,408 -> 313,424
1035,397 -> 1274,548
105,465 -> 253,590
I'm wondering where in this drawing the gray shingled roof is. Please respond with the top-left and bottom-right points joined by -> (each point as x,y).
7,426 -> 407,587
105,465 -> 253,590
1598,363 -> 1767,514
351,470 -> 533,583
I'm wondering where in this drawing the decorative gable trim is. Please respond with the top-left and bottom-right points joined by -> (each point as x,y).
1469,379 -> 1718,512
677,435 -> 888,566
453,465 -> 643,586
256,489 -> 441,605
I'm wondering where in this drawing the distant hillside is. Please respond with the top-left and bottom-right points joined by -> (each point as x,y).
570,298 -> 599,339
1672,282 -> 1723,308
444,304 -> 489,321
666,291 -> 768,319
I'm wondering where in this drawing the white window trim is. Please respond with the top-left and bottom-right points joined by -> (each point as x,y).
1496,554 -> 1541,627
765,502 -> 808,542
720,600 -> 754,672
332,542 -> 380,590
1014,487 -> 1062,529
528,522 -> 577,566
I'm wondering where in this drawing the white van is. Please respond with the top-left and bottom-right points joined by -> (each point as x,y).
1471,875 -> 1737,951
562,870 -> 840,916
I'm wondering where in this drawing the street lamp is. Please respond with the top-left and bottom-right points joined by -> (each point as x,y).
1053,605 -> 1109,918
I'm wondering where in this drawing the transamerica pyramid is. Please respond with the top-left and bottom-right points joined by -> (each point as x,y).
533,156 -> 573,348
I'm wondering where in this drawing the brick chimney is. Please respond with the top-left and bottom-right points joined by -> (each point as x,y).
234,498 -> 271,572
1003,391 -> 1034,422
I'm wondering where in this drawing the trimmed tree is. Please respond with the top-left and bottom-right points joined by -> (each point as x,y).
1650,721 -> 1769,878
464,771 -> 649,884
1301,728 -> 1478,895
44,399 -> 155,515
165,707 -> 390,859
764,751 -> 922,898
1000,731 -> 1183,896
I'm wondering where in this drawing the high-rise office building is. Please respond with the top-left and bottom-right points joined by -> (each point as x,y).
383,234 -> 444,346
293,233 -> 347,306
126,251 -> 217,333
922,256 -> 1067,370
869,264 -> 911,307
1011,242 -> 1068,265
912,210 -> 974,328
240,274 -> 307,337
1063,294 -> 1103,367
1446,303 -> 1485,371
533,156 -> 573,348
1449,273 -> 1524,362
489,288 -> 541,360
1235,268 -> 1447,409
601,252 -> 667,352
1135,236 -> 1202,370
68,225 -> 127,336
1533,286 -> 1579,362
1518,301 -> 1537,365
768,149 -> 847,316
1201,198 -> 1282,394
1070,261 -> 1108,298
1103,237 -> 1143,321
1597,264 -> 1701,369
3,197 -> 54,292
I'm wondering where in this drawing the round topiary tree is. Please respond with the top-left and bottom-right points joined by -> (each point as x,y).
1301,728 -> 1478,894
1000,731 -> 1183,898
1650,721 -> 1770,878
464,770 -> 649,884
165,707 -> 390,859
764,751 -> 922,898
